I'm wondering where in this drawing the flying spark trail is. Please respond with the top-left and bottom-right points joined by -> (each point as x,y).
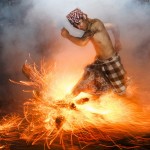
0,62 -> 150,149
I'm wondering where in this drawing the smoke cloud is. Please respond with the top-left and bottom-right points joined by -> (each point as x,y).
0,0 -> 150,114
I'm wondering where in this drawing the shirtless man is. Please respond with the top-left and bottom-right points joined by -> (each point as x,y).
61,8 -> 127,97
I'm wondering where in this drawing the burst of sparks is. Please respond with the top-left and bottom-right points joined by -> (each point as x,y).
0,62 -> 150,149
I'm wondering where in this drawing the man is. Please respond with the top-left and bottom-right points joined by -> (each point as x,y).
61,8 -> 127,97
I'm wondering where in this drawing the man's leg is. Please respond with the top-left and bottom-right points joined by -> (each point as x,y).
72,69 -> 91,96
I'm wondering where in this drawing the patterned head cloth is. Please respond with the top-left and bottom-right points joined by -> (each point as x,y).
66,8 -> 87,25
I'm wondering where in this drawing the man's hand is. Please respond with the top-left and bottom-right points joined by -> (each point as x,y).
114,40 -> 122,52
61,27 -> 70,38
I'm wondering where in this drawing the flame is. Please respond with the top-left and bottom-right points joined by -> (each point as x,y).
0,115 -> 21,149
0,62 -> 150,149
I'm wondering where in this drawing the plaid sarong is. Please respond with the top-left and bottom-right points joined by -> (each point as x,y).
72,53 -> 127,96
72,63 -> 110,96
96,53 -> 127,94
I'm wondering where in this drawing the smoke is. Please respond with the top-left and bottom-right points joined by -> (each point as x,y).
0,0 -> 150,113
0,0 -> 60,113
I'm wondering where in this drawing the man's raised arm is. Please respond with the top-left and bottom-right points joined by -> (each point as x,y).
61,27 -> 90,46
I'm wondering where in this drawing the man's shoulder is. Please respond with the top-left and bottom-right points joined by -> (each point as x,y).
90,19 -> 104,31
91,18 -> 103,24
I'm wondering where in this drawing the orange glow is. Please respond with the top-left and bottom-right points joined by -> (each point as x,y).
0,62 -> 150,149
0,115 -> 21,149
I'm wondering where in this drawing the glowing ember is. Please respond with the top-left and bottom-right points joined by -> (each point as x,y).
0,115 -> 21,149
0,62 -> 150,149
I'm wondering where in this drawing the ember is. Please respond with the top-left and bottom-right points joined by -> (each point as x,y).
0,62 -> 149,149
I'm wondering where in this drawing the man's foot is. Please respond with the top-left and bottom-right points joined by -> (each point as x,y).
76,98 -> 89,105
91,95 -> 100,100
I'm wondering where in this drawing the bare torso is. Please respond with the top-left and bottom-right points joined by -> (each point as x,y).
83,19 -> 116,60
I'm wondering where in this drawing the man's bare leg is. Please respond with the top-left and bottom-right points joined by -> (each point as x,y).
71,84 -> 82,97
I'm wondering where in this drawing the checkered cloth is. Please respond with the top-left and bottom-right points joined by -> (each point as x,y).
71,63 -> 111,96
66,8 -> 86,25
72,53 -> 126,96
96,53 -> 127,94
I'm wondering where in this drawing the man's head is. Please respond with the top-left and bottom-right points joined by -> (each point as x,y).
66,8 -> 88,31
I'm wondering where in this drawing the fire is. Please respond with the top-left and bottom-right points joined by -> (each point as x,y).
0,62 -> 150,149
0,115 -> 21,149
